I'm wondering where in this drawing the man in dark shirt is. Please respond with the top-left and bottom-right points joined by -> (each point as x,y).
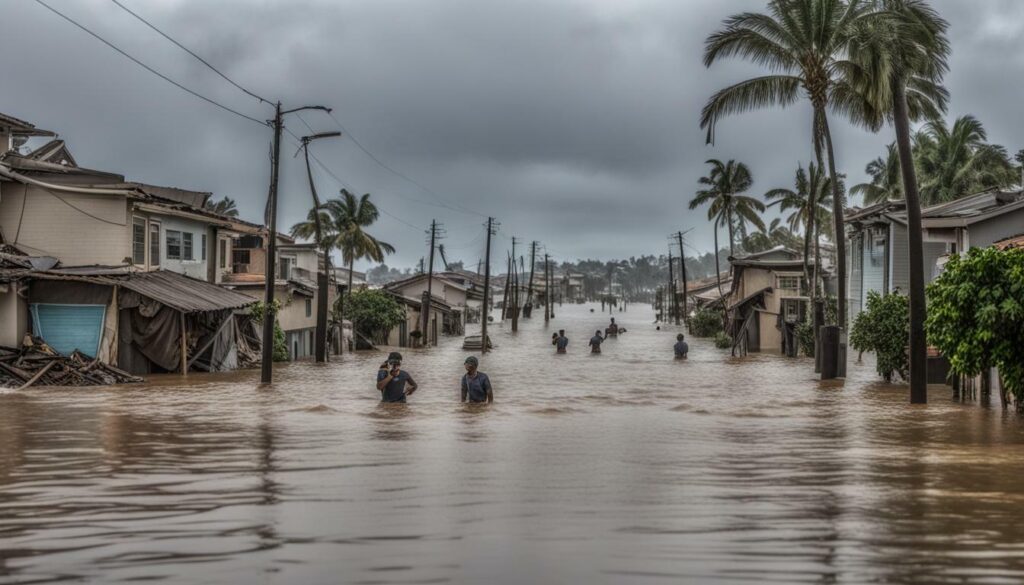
589,330 -> 604,353
674,334 -> 689,359
461,356 -> 493,403
606,317 -> 619,336
376,351 -> 418,402
555,330 -> 569,353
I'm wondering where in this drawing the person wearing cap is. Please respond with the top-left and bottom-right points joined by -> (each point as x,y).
555,330 -> 569,354
376,351 -> 418,403
589,330 -> 604,354
461,356 -> 493,403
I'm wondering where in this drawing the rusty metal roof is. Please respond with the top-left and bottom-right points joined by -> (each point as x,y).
112,271 -> 256,313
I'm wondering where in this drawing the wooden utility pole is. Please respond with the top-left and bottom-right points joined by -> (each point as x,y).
674,231 -> 688,325
298,131 -> 341,363
544,254 -> 551,324
422,220 -> 439,346
261,103 -> 331,384
526,241 -> 537,317
481,217 -> 494,353
667,248 -> 676,324
511,247 -> 520,332
501,253 -> 511,320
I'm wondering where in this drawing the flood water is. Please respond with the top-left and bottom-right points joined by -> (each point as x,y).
3,303 -> 1024,584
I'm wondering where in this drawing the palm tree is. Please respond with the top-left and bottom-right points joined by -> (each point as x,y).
848,0 -> 949,403
701,0 -> 880,331
690,159 -> 766,257
913,115 -> 1017,205
742,218 -> 801,253
851,143 -> 903,205
204,196 -> 239,217
764,162 -> 835,294
325,190 -> 396,307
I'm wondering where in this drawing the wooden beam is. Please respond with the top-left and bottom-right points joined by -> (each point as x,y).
180,312 -> 188,376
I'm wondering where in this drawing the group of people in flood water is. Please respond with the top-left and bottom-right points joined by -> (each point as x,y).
377,318 -> 688,405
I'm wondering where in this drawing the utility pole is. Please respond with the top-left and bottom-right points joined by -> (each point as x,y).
667,248 -> 676,325
422,220 -> 441,347
261,103 -> 332,384
526,241 -> 537,318
481,217 -> 495,353
674,231 -> 689,325
544,253 -> 551,324
501,253 -> 511,321
298,131 -> 341,363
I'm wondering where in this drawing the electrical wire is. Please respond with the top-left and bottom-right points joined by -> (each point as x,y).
326,112 -> 484,217
32,0 -> 267,127
108,0 -> 271,104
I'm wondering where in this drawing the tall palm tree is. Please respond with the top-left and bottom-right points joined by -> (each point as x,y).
764,162 -> 835,294
690,159 -> 766,257
325,190 -> 396,306
851,143 -> 903,205
701,0 -> 880,331
204,196 -> 239,217
742,218 -> 802,253
848,0 -> 949,403
913,115 -> 1016,205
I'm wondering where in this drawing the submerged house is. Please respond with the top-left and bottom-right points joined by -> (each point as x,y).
845,190 -> 1024,318
384,273 -> 470,336
382,290 -> 452,348
725,247 -> 829,355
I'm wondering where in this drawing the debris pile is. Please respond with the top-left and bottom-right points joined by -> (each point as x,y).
0,339 -> 144,389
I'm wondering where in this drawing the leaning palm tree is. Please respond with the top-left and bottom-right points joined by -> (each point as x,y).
204,196 -> 239,217
325,190 -> 396,308
742,218 -> 802,253
690,159 -> 766,257
847,0 -> 949,403
851,143 -> 903,205
913,115 -> 1017,205
701,0 -> 881,330
764,162 -> 835,295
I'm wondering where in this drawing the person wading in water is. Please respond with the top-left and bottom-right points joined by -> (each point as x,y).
589,330 -> 604,354
461,356 -> 493,403
555,330 -> 569,354
674,334 -> 689,359
606,318 -> 619,337
376,352 -> 418,403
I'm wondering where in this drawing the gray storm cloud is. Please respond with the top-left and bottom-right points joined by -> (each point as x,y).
3,0 -> 1022,269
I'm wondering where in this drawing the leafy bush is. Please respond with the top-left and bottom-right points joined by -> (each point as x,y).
795,320 -> 815,357
250,300 -> 289,362
714,331 -> 732,349
927,247 -> 1024,405
689,308 -> 723,337
345,289 -> 406,339
849,291 -> 909,382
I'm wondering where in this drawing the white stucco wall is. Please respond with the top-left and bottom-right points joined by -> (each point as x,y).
154,215 -> 210,280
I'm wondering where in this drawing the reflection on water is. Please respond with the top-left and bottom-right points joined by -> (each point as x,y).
4,304 -> 1024,584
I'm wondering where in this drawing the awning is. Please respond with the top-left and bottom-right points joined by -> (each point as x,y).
113,271 -> 256,314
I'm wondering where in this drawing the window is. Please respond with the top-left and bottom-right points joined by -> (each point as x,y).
871,236 -> 885,267
182,232 -> 194,261
279,256 -> 293,280
219,239 -> 227,269
777,275 -> 801,290
201,234 -> 207,261
132,218 -> 146,265
166,230 -> 182,260
305,298 -> 312,317
150,223 -> 160,266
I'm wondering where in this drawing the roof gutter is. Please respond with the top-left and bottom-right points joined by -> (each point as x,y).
0,163 -> 136,196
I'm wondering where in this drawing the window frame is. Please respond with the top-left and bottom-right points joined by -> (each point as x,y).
182,232 -> 194,261
219,238 -> 227,269
305,298 -> 312,317
149,221 -> 161,267
776,274 -> 802,291
201,234 -> 207,261
166,229 -> 182,260
132,217 -> 146,266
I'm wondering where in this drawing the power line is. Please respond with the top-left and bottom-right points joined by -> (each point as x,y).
108,0 -> 271,104
32,0 -> 266,127
326,111 -> 484,217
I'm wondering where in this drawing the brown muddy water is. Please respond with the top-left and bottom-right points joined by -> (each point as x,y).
3,303 -> 1024,584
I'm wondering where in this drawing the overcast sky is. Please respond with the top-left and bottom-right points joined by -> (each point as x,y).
4,0 -> 1023,271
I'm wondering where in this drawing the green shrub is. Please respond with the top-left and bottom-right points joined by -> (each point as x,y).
713,331 -> 732,349
927,247 -> 1024,405
850,291 -> 909,382
251,300 -> 289,362
795,320 -> 815,357
689,308 -> 723,337
345,289 -> 406,340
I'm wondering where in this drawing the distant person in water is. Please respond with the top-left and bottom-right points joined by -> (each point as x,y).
555,330 -> 569,353
606,318 -> 619,336
589,330 -> 604,353
674,334 -> 689,359
551,332 -> 559,346
461,356 -> 493,403
376,351 -> 418,403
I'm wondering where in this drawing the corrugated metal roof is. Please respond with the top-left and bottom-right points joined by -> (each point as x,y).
112,271 -> 256,314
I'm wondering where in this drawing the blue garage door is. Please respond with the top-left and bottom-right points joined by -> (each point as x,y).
30,304 -> 106,357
